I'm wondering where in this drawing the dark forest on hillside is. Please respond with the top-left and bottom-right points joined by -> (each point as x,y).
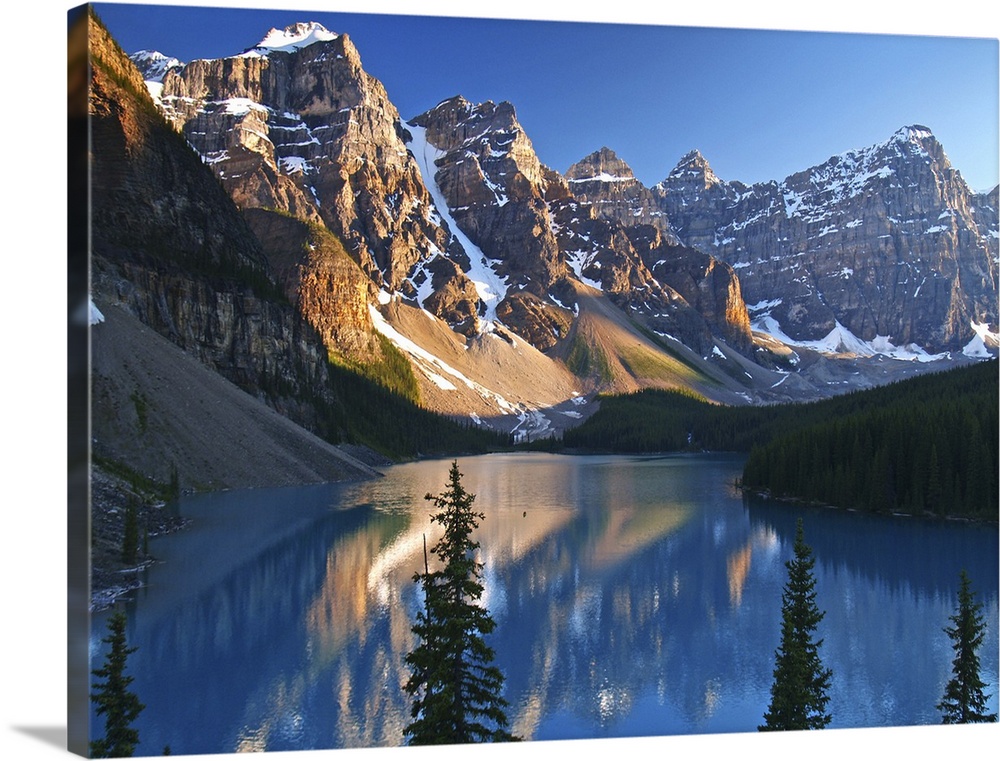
562,360 -> 998,517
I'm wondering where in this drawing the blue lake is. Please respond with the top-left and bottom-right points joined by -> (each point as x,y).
90,453 -> 999,755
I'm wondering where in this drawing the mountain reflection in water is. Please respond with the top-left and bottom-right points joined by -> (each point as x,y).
90,453 -> 998,755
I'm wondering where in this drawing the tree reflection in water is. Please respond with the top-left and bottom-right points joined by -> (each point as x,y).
90,453 -> 998,754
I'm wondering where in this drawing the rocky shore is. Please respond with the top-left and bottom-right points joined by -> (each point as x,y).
89,466 -> 188,612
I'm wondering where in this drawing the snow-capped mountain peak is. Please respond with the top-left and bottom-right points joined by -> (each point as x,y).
565,147 -> 637,184
242,22 -> 338,56
831,124 -> 939,177
894,123 -> 935,145
665,149 -> 722,189
128,50 -> 184,83
659,123 -> 997,357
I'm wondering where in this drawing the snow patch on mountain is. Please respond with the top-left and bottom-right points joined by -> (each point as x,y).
481,171 -> 509,207
407,253 -> 443,309
564,248 -> 603,291
241,22 -> 338,56
404,122 -> 510,326
745,296 -> 781,314
278,156 -> 312,175
963,321 -> 1000,358
89,298 -> 105,326
129,50 -> 185,102
129,50 -> 184,82
782,164 -> 892,223
215,97 -> 269,117
368,304 -> 519,412
753,312 -> 949,363
568,173 -> 634,184
777,126 -> 940,224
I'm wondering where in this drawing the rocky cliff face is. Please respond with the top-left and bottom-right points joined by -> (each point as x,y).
90,12 -> 343,446
406,96 -> 574,347
120,18 -> 996,414
971,184 -> 999,271
565,147 -> 673,237
145,23 -> 456,298
627,226 -> 753,355
408,97 -> 557,284
656,127 -> 998,353
554,149 -> 754,357
240,208 -> 382,366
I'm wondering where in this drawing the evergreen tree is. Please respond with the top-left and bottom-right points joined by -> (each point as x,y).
403,461 -> 516,745
760,518 -> 833,731
90,610 -> 145,757
937,570 -> 998,724
926,444 -> 943,512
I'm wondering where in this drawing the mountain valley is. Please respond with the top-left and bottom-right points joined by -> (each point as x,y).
87,11 -> 998,485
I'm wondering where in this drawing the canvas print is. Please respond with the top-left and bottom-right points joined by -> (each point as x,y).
68,1 -> 999,757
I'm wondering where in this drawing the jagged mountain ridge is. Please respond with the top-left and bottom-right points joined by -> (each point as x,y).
87,10 -> 379,487
125,20 -> 997,425
405,95 -> 757,372
565,146 -> 674,237
656,126 -> 998,354
148,24 -> 458,295
132,24 -> 761,402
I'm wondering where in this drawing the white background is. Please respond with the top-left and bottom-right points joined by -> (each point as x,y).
2,1 -> 998,759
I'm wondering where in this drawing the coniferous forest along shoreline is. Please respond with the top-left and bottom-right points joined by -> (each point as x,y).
559,360 -> 998,520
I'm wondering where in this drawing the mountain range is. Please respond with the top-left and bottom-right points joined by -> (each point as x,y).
86,12 -> 998,490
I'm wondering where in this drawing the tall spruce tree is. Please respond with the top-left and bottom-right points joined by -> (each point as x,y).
937,570 -> 998,723
90,610 -> 145,757
759,518 -> 833,731
403,461 -> 515,745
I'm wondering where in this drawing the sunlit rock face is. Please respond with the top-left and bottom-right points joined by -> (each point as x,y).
626,226 -> 753,355
407,96 -> 572,344
144,25 -> 459,300
91,16 -> 344,441
656,127 -> 999,353
552,152 -> 753,356
131,21 -> 996,366
241,208 -> 388,367
564,147 -> 674,237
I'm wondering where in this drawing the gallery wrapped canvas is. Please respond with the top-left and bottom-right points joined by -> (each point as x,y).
59,1 -> 998,759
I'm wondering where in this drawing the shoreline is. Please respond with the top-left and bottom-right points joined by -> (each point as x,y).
88,448 -> 996,612
739,485 -> 999,527
89,464 -> 191,613
88,444 -> 390,612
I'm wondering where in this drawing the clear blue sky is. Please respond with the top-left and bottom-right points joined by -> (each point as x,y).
85,2 -> 998,193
